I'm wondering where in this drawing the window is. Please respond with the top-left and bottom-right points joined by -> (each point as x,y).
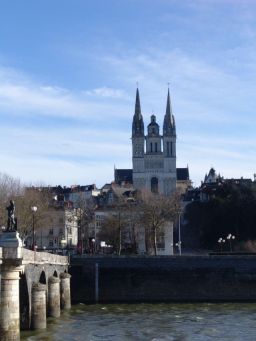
49,228 -> 53,235
150,142 -> 153,152
155,142 -> 157,152
167,142 -> 170,156
171,141 -> 173,156
151,177 -> 158,193
49,240 -> 53,247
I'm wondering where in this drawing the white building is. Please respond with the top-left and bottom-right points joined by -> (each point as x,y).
28,206 -> 78,251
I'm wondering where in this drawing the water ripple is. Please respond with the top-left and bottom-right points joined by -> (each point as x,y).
21,303 -> 256,341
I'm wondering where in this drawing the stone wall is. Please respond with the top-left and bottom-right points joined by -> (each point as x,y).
22,249 -> 68,265
70,255 -> 256,303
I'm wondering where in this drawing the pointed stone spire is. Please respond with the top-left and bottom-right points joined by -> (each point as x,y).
135,88 -> 142,117
132,88 -> 144,137
163,88 -> 175,136
166,88 -> 172,118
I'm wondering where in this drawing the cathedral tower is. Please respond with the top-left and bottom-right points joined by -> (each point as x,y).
132,88 -> 145,189
132,88 -> 177,196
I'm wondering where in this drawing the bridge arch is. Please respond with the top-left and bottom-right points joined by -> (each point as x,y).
19,273 -> 30,330
53,270 -> 58,277
39,271 -> 46,284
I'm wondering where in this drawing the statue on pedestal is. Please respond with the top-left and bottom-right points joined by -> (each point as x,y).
6,200 -> 17,231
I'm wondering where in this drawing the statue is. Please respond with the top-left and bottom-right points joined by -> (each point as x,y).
6,200 -> 17,231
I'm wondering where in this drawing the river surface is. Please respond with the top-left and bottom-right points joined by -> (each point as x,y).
21,303 -> 256,341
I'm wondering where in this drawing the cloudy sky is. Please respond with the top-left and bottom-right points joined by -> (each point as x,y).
0,0 -> 256,187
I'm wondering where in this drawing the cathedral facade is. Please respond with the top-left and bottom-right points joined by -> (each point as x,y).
114,88 -> 190,196
132,88 -> 177,196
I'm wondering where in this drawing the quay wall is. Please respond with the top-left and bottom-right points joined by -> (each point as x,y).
70,255 -> 256,303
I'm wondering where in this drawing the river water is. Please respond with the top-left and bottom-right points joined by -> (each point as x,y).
21,303 -> 256,341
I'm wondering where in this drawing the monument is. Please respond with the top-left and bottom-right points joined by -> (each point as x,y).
0,200 -> 22,249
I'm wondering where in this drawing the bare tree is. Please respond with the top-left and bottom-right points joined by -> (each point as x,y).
73,193 -> 97,253
0,172 -> 23,228
138,190 -> 181,255
0,173 -> 53,244
97,192 -> 140,255
98,208 -> 126,255
14,187 -> 53,243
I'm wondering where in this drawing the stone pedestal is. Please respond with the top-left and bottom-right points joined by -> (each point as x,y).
31,283 -> 47,330
48,276 -> 61,317
0,231 -> 22,246
0,267 -> 21,341
60,272 -> 71,310
0,231 -> 22,258
0,232 -> 23,341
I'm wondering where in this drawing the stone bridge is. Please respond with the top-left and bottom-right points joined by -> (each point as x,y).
0,232 -> 71,341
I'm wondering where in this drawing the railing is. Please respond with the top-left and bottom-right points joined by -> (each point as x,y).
22,248 -> 69,265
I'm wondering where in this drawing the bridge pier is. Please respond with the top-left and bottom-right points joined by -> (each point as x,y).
48,276 -> 61,318
0,266 -> 21,341
0,231 -> 70,336
60,272 -> 71,310
31,283 -> 47,330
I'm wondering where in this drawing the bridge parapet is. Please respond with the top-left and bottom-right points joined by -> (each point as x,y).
22,249 -> 69,266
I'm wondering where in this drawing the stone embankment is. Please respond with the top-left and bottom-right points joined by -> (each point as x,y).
71,255 -> 256,303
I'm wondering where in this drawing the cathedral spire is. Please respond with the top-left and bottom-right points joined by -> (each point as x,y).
132,88 -> 144,137
163,88 -> 175,136
135,87 -> 141,117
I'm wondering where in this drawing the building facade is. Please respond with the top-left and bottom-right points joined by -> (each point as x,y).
132,88 -> 177,196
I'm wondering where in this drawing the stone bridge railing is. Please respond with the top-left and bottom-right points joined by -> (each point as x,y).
0,232 -> 71,341
22,248 -> 69,265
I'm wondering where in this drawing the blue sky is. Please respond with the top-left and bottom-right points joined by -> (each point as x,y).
0,0 -> 256,187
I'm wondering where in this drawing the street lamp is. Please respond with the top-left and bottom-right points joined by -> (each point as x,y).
218,237 -> 225,252
178,210 -> 182,255
227,234 -> 235,252
92,238 -> 95,254
31,206 -> 37,251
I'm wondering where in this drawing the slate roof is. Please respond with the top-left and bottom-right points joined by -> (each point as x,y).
114,169 -> 133,184
176,168 -> 190,181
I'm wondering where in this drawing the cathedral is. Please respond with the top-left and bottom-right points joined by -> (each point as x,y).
132,88 -> 176,195
114,88 -> 190,195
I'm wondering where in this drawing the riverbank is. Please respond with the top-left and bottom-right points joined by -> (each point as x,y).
70,255 -> 256,303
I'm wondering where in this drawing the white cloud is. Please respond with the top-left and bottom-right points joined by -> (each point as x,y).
0,153 -> 116,187
84,86 -> 130,99
0,43 -> 256,186
0,66 -> 130,121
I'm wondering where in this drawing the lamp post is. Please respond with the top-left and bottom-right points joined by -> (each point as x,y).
178,210 -> 182,255
218,237 -> 225,252
92,238 -> 95,254
31,206 -> 37,251
227,234 -> 235,252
